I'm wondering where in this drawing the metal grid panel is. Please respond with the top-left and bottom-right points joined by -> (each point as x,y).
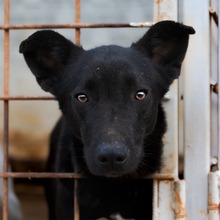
0,0 -> 183,219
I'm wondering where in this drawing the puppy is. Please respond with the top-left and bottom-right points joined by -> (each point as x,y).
20,21 -> 195,220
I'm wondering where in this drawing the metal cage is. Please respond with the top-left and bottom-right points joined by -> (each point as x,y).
0,0 -> 219,219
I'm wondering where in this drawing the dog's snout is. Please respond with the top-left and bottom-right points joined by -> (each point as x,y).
96,144 -> 128,166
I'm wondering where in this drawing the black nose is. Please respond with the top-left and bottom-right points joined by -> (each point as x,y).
96,144 -> 128,167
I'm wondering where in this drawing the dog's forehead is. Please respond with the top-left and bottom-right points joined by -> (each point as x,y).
80,46 -> 147,85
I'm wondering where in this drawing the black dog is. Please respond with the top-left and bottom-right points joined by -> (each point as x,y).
19,21 -> 195,220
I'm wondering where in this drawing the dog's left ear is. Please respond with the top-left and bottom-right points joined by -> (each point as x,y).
19,30 -> 83,96
132,20 -> 195,83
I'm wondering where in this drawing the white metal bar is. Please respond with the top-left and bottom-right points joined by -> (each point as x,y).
154,0 -> 178,22
153,1 -> 178,219
210,0 -> 219,170
158,181 -> 175,220
208,172 -> 220,219
153,0 -> 178,181
217,0 -> 220,175
153,180 -> 159,220
160,82 -> 179,178
173,180 -> 186,220
183,1 -> 211,219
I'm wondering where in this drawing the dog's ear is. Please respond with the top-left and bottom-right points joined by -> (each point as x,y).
132,20 -> 195,84
19,30 -> 83,96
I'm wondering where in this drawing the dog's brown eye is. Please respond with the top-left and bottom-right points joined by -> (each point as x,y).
135,91 -> 148,100
76,94 -> 89,103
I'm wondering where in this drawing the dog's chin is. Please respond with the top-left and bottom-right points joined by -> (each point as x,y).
105,172 -> 124,178
93,172 -> 127,178
88,167 -> 137,178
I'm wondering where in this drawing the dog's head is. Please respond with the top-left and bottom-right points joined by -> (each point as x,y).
20,21 -> 195,177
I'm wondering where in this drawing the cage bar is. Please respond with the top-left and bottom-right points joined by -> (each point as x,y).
0,22 -> 153,30
173,180 -> 186,220
0,172 -> 175,180
217,0 -> 220,183
183,0 -> 211,219
208,172 -> 220,219
3,0 -> 10,219
75,0 -> 81,44
0,96 -> 54,101
1,0 -> 211,219
153,0 -> 179,218
74,0 -> 81,219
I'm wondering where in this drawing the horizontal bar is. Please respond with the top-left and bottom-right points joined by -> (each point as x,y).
0,172 -> 83,179
0,172 -> 175,180
0,96 -> 54,101
0,22 -> 153,30
0,96 -> 171,101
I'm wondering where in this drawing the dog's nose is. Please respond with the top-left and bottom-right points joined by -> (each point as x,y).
96,144 -> 128,167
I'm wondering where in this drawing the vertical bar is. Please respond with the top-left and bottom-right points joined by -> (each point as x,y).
157,181 -> 175,220
154,0 -> 178,22
173,180 -> 186,220
153,1 -> 178,219
208,172 -> 220,219
75,0 -> 80,45
153,0 -> 178,179
217,0 -> 220,176
74,1 -> 80,219
183,1 -> 210,219
153,180 -> 159,220
3,0 -> 10,219
74,179 -> 80,220
210,0 -> 219,170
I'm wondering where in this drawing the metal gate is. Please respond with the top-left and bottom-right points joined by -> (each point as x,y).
0,0 -> 219,219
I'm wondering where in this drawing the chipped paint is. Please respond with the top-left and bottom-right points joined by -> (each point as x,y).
173,181 -> 186,219
154,0 -> 177,22
129,22 -> 152,27
208,172 -> 220,219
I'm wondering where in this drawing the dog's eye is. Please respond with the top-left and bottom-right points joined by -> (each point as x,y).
135,91 -> 148,100
76,94 -> 89,103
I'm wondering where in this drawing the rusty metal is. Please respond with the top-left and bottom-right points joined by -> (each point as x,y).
74,178 -> 80,220
0,22 -> 152,30
154,180 -> 175,219
3,0 -> 10,219
209,7 -> 219,26
75,0 -> 81,45
0,96 -> 54,101
2,106 -> 9,220
208,172 -> 220,219
173,181 -> 186,220
0,172 -> 84,179
150,173 -> 176,180
0,172 -> 175,180
74,0 -> 81,218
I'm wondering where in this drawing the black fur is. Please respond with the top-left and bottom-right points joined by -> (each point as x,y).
20,21 -> 195,220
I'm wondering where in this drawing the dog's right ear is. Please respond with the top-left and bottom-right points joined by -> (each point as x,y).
19,30 -> 83,96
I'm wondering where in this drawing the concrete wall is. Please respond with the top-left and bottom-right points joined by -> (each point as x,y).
0,0 -> 153,161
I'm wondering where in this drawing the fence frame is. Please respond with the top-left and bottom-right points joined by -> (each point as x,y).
1,0 -> 218,219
